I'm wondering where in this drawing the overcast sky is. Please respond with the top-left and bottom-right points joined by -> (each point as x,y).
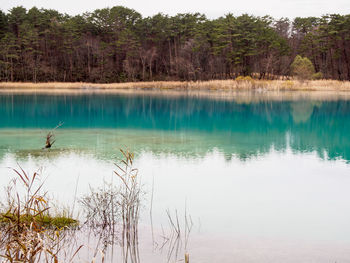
2,0 -> 350,19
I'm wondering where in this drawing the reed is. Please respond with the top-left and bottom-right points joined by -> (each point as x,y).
114,149 -> 142,263
0,166 -> 79,263
80,149 -> 142,263
0,150 -> 196,263
80,182 -> 120,256
157,207 -> 193,263
1,79 -> 350,91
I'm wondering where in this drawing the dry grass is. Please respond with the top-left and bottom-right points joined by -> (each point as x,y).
1,150 -> 143,263
2,80 -> 350,104
79,149 -> 142,263
159,208 -> 193,263
185,79 -> 350,91
0,81 -> 187,90
0,166 -> 80,263
1,79 -> 350,92
115,149 -> 142,263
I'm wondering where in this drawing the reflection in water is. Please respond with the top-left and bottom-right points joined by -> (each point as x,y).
290,101 -> 322,123
0,93 -> 350,161
0,150 -> 349,263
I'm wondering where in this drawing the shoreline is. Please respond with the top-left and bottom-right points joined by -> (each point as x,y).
1,80 -> 350,101
0,79 -> 350,92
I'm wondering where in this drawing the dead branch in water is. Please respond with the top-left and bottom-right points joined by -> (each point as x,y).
44,121 -> 64,149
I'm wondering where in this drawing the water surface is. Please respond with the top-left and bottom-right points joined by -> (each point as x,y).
0,91 -> 349,262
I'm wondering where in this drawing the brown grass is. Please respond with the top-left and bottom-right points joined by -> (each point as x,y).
1,150 -> 142,262
79,149 -> 142,263
0,79 -> 350,92
1,80 -> 350,103
0,166 -> 80,263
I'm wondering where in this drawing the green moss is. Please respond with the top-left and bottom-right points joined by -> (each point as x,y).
0,213 -> 78,229
47,216 -> 79,228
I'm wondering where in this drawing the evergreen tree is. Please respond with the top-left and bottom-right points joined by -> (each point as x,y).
0,6 -> 349,82
290,55 -> 315,80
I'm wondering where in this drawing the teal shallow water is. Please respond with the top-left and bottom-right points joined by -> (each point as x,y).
0,93 -> 350,161
0,91 -> 350,262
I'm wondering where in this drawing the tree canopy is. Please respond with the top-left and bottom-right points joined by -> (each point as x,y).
0,6 -> 349,82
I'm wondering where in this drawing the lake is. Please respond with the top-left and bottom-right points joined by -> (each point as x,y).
0,90 -> 350,262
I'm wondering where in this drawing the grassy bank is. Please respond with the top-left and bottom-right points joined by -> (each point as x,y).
1,79 -> 350,92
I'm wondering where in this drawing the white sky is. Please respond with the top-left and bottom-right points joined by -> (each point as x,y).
1,0 -> 350,19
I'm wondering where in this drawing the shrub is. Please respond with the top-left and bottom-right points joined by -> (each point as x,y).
283,80 -> 294,89
235,76 -> 253,81
312,72 -> 324,80
290,55 -> 315,80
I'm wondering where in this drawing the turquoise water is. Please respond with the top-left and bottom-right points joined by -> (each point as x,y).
0,93 -> 350,161
0,91 -> 350,262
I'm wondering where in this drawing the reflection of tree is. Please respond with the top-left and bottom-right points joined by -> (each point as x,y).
290,101 -> 322,124
0,94 -> 350,162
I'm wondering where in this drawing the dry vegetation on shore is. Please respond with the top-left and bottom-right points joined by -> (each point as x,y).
1,79 -> 350,92
0,150 -> 143,263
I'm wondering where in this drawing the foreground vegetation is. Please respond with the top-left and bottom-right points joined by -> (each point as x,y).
0,150 -> 146,262
0,148 -> 192,262
0,168 -> 78,262
0,6 -> 349,82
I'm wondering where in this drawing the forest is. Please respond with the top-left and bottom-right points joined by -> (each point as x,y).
0,6 -> 349,82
